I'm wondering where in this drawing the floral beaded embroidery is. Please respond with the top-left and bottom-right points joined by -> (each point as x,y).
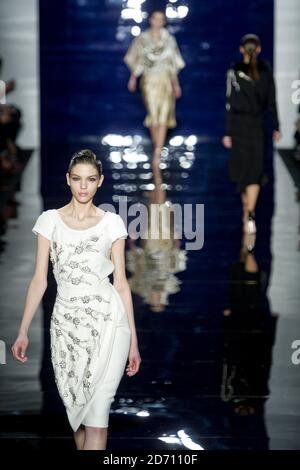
33,210 -> 129,419
49,227 -> 105,286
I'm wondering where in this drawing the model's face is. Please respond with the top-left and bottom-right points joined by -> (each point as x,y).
66,163 -> 103,202
149,12 -> 166,29
240,44 -> 261,57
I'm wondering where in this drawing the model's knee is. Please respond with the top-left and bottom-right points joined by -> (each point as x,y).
85,426 -> 107,436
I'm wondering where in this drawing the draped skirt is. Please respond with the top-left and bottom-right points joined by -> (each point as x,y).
50,278 -> 131,432
140,70 -> 177,129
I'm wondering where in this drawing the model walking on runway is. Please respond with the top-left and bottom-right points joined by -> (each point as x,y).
11,149 -> 141,450
222,34 -> 280,234
124,9 -> 185,164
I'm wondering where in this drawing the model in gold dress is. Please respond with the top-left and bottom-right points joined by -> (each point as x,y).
124,10 -> 185,163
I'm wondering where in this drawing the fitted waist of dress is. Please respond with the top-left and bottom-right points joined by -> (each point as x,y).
142,68 -> 173,77
56,276 -> 111,299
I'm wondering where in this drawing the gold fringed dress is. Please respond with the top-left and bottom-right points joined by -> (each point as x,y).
124,27 -> 185,128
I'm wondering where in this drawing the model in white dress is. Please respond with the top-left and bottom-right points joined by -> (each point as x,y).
32,209 -> 131,432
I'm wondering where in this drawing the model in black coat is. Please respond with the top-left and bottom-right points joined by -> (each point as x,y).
222,34 -> 281,235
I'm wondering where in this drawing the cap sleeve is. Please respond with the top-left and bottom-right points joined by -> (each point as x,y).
32,211 -> 53,241
110,214 -> 128,244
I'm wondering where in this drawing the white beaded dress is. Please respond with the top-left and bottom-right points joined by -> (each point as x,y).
32,209 -> 131,432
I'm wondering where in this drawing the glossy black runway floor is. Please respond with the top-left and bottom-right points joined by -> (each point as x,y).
0,138 -> 300,450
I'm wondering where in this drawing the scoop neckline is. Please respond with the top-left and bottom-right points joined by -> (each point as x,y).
54,209 -> 109,232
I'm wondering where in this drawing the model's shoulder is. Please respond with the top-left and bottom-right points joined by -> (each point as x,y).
258,60 -> 272,73
107,211 -> 120,220
37,209 -> 56,223
107,211 -> 127,227
230,61 -> 245,71
164,28 -> 175,40
42,208 -> 56,217
226,62 -> 239,76
137,31 -> 146,41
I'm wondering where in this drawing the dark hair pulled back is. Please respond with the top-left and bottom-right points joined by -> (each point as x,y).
240,34 -> 261,81
245,43 -> 260,81
67,149 -> 102,177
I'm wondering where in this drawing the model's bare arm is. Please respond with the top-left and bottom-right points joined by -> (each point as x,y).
111,238 -> 141,376
11,234 -> 50,362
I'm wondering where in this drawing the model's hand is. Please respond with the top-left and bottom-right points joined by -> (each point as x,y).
128,76 -> 137,93
273,130 -> 281,142
126,343 -> 141,376
5,79 -> 16,93
222,136 -> 232,148
11,333 -> 29,363
0,105 -> 15,124
173,83 -> 182,99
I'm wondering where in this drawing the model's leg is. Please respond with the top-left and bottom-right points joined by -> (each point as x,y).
74,424 -> 86,450
152,124 -> 168,163
241,190 -> 248,225
149,125 -> 158,148
245,252 -> 258,273
245,184 -> 260,213
83,426 -> 108,450
243,184 -> 260,233
150,125 -> 161,164
156,124 -> 168,150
